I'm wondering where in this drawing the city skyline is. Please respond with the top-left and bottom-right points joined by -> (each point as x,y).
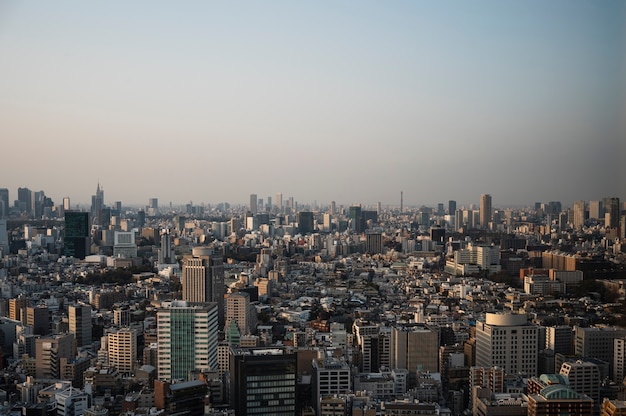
1,1 -> 624,207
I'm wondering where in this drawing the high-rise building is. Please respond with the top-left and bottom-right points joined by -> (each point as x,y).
448,200 -> 457,215
589,200 -> 603,220
297,211 -> 314,234
479,194 -> 492,228
365,231 -> 383,254
249,193 -> 257,214
9,296 -> 28,322
64,211 -> 90,259
0,188 -> 8,217
475,313 -> 538,376
148,198 -> 159,216
390,324 -> 439,387
158,230 -> 174,264
545,326 -> 573,356
604,197 -> 621,229
62,197 -> 71,212
275,193 -> 283,211
91,183 -> 104,222
229,347 -> 296,416
560,360 -> 600,408
181,246 -> 225,326
157,301 -> 218,380
26,306 -> 49,336
107,328 -> 137,374
0,220 -> 7,254
225,292 -> 257,337
17,187 -> 32,215
573,200 -> 586,229
575,326 -> 626,379
69,304 -> 92,348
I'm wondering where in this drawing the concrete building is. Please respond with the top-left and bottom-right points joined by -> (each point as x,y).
312,355 -> 351,415
390,324 -> 439,387
69,304 -> 92,348
107,328 -> 137,374
475,313 -> 539,377
157,301 -> 218,380
181,246 -> 225,326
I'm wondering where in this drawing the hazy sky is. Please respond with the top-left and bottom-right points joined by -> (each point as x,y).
1,1 -> 624,209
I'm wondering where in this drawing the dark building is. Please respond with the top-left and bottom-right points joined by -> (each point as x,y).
155,380 -> 208,416
349,205 -> 364,232
230,347 -> 297,416
604,197 -> 621,229
448,200 -> 457,215
297,211 -> 314,234
64,211 -> 90,259
137,210 -> 146,227
430,226 -> 446,244
17,187 -> 32,215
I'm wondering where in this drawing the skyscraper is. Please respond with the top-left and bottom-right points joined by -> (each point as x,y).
69,304 -> 92,348
225,292 -> 257,336
604,197 -> 621,229
64,211 -> 90,259
181,247 -> 225,326
275,192 -> 283,211
390,324 -> 439,387
91,182 -> 104,222
249,193 -> 257,214
573,200 -> 586,229
17,187 -> 32,215
479,194 -> 492,228
448,200 -> 456,215
157,301 -> 218,380
0,188 -> 8,217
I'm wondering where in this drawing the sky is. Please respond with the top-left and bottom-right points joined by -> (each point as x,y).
1,1 -> 625,209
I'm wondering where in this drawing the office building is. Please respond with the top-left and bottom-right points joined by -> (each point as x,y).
158,230 -> 174,264
113,231 -> 137,258
17,187 -> 32,215
275,193 -> 283,211
9,296 -> 28,322
35,333 -> 75,379
249,194 -> 257,214
157,301 -> 218,380
55,387 -> 90,416
0,188 -> 8,217
390,324 -> 439,387
448,200 -> 456,215
479,194 -> 492,228
229,347 -> 296,416
225,292 -> 257,337
589,200 -> 603,220
559,360 -> 600,409
604,197 -> 621,229
475,313 -> 539,376
312,355 -> 351,416
573,200 -> 586,229
0,220 -> 7,254
365,231 -> 383,255
108,328 -> 137,374
575,326 -> 626,379
545,326 -> 573,356
297,211 -> 314,234
64,211 -> 90,259
26,306 -> 49,336
68,304 -> 92,348
181,246 -> 225,326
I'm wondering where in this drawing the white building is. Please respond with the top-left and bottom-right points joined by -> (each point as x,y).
107,328 -> 137,374
475,313 -> 538,376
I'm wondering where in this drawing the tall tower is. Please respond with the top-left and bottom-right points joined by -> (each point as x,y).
17,187 -> 32,215
400,191 -> 403,213
157,301 -> 218,380
604,197 -> 620,228
181,247 -> 225,326
69,304 -> 92,348
225,292 -> 257,336
64,211 -> 90,259
249,194 -> 258,214
573,200 -> 586,229
0,188 -> 8,217
479,194 -> 492,228
275,193 -> 283,211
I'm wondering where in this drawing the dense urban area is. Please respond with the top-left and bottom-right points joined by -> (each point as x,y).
0,186 -> 625,416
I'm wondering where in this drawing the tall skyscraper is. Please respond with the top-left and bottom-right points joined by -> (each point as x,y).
91,182 -> 104,221
157,301 -> 218,380
69,304 -> 92,348
588,200 -> 603,220
479,194 -> 492,228
604,197 -> 621,229
448,200 -> 456,215
475,313 -> 538,376
158,230 -> 174,264
249,194 -> 257,214
275,192 -> 283,210
297,211 -> 314,234
62,197 -> 71,211
148,198 -> 159,216
181,247 -> 225,326
229,347 -> 296,416
573,200 -> 586,229
0,188 -> 8,217
64,211 -> 90,259
17,187 -> 32,215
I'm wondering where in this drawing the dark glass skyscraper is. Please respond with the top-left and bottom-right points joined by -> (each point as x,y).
64,211 -> 90,259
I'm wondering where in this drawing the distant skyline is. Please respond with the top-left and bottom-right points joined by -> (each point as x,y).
1,1 -> 624,207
